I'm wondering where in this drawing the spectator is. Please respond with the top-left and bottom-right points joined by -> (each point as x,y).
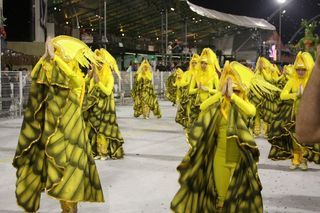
126,60 -> 138,72
167,42 -> 173,54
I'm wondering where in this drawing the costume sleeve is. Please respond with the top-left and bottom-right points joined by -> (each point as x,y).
189,77 -> 198,94
85,71 -> 92,84
173,81 -> 177,87
200,92 -> 222,111
207,74 -> 219,94
54,56 -> 83,90
262,69 -> 272,82
97,76 -> 114,96
31,57 -> 44,77
231,94 -> 256,117
180,72 -> 191,87
280,80 -> 296,101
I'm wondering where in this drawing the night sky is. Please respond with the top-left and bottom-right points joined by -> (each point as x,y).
189,0 -> 320,44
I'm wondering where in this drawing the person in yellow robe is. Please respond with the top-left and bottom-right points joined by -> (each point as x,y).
172,68 -> 184,104
165,68 -> 178,105
175,54 -> 199,129
83,48 -> 124,160
188,48 -> 220,124
132,59 -> 161,119
252,57 -> 278,137
268,51 -> 320,170
12,36 -> 104,212
171,61 -> 263,212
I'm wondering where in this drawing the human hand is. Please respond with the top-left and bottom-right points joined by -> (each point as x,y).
227,77 -> 233,98
92,66 -> 100,83
298,84 -> 304,97
44,36 -> 54,59
201,85 -> 208,91
222,82 -> 227,96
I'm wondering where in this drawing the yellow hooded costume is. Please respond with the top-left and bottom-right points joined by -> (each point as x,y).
175,54 -> 200,129
253,57 -> 281,136
132,59 -> 161,118
188,48 -> 220,124
165,68 -> 180,105
171,61 -> 263,212
268,51 -> 320,169
12,36 -> 104,212
83,48 -> 125,160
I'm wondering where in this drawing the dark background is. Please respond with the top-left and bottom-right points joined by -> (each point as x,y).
4,0 -> 34,41
3,0 -> 320,43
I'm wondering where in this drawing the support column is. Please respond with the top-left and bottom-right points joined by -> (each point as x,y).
165,9 -> 168,66
103,0 -> 107,46
161,10 -> 164,57
35,0 -> 45,42
19,72 -> 23,116
0,0 -> 2,71
184,19 -> 187,46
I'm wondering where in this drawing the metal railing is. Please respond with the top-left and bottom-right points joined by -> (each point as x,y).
0,71 -> 30,119
0,70 -> 172,119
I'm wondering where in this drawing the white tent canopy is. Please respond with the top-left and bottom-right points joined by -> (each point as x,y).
187,1 -> 276,31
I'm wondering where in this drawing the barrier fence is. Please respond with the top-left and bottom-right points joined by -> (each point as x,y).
0,71 -> 172,119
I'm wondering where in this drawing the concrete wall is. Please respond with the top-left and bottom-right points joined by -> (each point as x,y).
7,42 -> 45,56
235,50 -> 258,61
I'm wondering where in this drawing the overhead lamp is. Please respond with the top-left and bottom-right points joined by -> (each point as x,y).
276,0 -> 286,4
170,7 -> 175,11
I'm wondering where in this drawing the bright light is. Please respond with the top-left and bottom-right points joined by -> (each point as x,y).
170,7 -> 175,11
91,28 -> 94,31
66,21 -> 69,24
121,33 -> 125,37
54,7 -> 57,10
276,0 -> 286,4
282,10 -> 286,14
156,37 -> 159,40
192,17 -> 195,20
138,35 -> 141,38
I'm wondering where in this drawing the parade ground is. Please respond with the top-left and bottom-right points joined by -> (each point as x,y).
1,101 -> 320,213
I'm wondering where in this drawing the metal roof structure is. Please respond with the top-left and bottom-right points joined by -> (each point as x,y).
48,0 -> 275,52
